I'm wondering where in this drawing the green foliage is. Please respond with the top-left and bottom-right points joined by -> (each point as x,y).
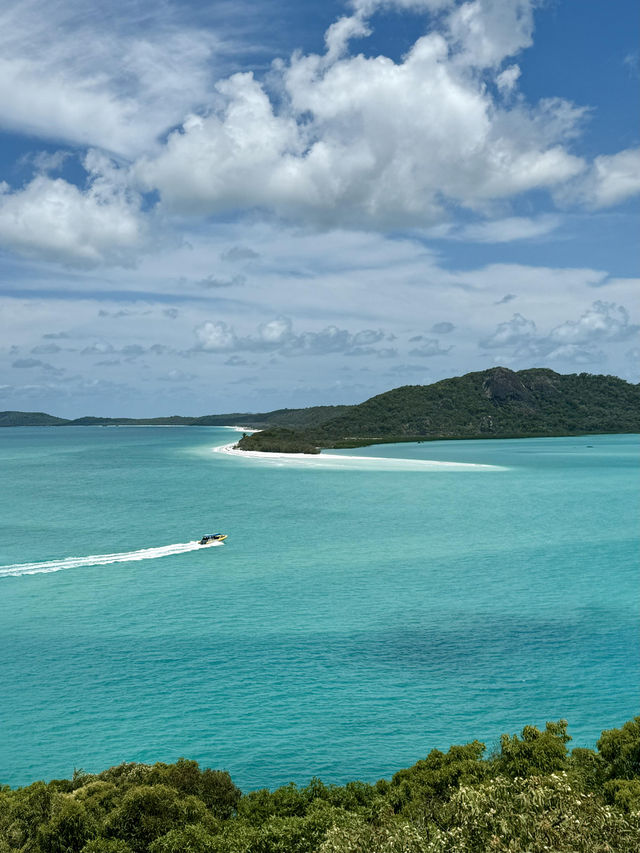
390,742 -> 488,814
82,841 -> 133,853
195,405 -> 352,430
103,785 -> 206,851
238,367 -> 640,453
597,716 -> 640,780
566,746 -> 604,791
237,428 -> 321,454
151,760 -> 241,819
603,779 -> 640,812
0,411 -> 70,426
148,823 -> 219,853
0,781 -> 54,849
1,405 -> 350,430
37,798 -> 96,853
2,718 -> 640,853
425,772 -> 640,853
495,720 -> 571,777
319,816 -> 429,853
6,367 -> 638,448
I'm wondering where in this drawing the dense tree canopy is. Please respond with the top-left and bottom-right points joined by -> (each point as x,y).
238,367 -> 640,453
2,717 -> 639,852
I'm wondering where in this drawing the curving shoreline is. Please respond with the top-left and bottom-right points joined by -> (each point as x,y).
212,439 -> 504,470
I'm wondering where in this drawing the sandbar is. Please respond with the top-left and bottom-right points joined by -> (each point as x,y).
212,440 -> 504,470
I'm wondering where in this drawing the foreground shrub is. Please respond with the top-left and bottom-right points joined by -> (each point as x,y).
427,773 -> 640,853
1,717 -> 639,853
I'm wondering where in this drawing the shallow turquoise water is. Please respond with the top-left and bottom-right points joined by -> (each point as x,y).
0,428 -> 638,789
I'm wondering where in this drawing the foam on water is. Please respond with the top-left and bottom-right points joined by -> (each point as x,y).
0,540 -> 222,578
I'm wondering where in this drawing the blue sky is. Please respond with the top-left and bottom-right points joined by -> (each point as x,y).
0,0 -> 638,417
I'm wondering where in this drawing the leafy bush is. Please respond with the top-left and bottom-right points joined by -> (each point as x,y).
2,717 -> 640,853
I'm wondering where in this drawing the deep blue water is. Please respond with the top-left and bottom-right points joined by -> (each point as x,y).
0,427 -> 638,789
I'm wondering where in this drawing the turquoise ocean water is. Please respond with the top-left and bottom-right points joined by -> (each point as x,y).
0,427 -> 638,789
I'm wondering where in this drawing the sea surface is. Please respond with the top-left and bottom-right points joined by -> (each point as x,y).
0,427 -> 638,790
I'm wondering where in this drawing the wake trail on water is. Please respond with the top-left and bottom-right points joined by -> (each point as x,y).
0,541 -> 221,579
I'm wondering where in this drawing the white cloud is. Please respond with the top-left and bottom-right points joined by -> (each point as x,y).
81,342 -> 115,356
193,315 -> 391,357
135,0 -> 584,229
446,0 -> 535,68
194,321 -> 239,352
0,0 -> 631,270
160,369 -> 197,383
573,148 -> 640,208
192,274 -> 246,289
0,0 -> 230,158
547,301 -> 639,346
541,344 -> 606,365
496,64 -> 521,94
479,301 -> 639,363
12,357 -> 46,368
435,215 -> 561,243
0,158 -> 144,266
409,338 -> 452,356
480,313 -> 537,349
258,316 -> 293,345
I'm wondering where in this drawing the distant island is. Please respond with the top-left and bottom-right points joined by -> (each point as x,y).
1,716 -> 638,852
3,367 -> 639,454
0,405 -> 350,430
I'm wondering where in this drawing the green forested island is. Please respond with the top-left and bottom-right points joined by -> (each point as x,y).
0,405 -> 349,430
238,367 -> 640,453
3,368 -> 639,455
1,717 -> 639,853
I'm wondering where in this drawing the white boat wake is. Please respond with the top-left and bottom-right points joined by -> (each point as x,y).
0,541 -> 222,579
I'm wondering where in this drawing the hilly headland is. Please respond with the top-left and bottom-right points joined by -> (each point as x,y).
238,366 -> 640,453
3,367 -> 639,454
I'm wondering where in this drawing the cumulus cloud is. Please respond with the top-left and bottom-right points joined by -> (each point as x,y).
21,149 -> 72,175
12,357 -> 47,368
569,148 -> 640,208
0,0 -> 633,271
220,245 -> 260,262
480,313 -> 536,349
480,301 -> 639,363
547,301 -> 639,347
81,341 -> 115,356
194,274 -> 246,289
0,0 -> 226,158
12,357 -> 64,374
194,321 -> 238,352
193,316 -> 391,357
224,355 -> 254,367
446,0 -> 535,68
135,0 -> 585,229
0,155 -> 144,266
79,340 -> 174,360
496,64 -> 521,94
431,322 -> 455,334
31,343 -> 62,354
159,369 -> 196,382
409,338 -> 452,357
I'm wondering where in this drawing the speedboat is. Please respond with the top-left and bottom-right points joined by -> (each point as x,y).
199,533 -> 227,545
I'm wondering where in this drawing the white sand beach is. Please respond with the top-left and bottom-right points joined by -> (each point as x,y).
212,440 -> 503,470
